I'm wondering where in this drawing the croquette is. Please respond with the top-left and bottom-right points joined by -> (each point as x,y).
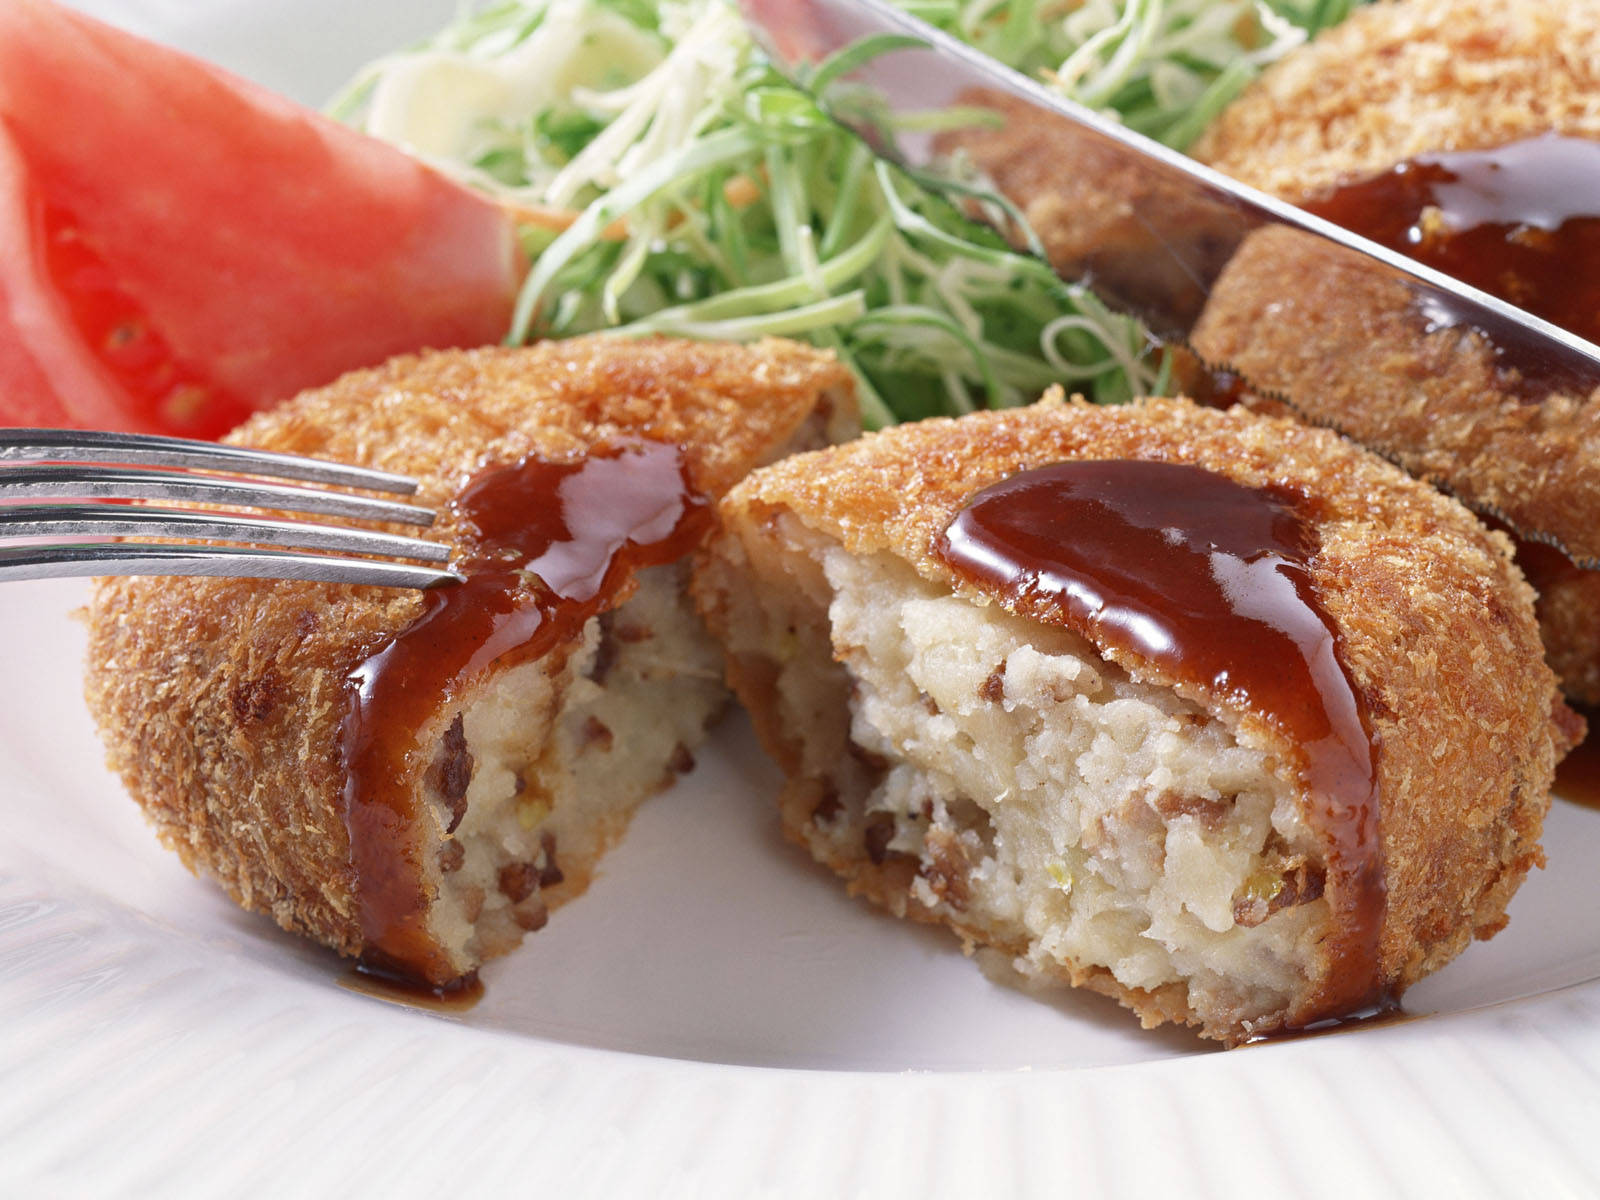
1190,0 -> 1600,701
83,336 -> 856,987
1192,0 -> 1600,204
693,394 -> 1575,1043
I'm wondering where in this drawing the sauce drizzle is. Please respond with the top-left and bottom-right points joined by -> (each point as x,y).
340,441 -> 711,986
936,460 -> 1384,1016
343,963 -> 484,1014
1303,133 -> 1600,395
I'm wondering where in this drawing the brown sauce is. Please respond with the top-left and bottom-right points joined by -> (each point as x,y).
341,961 -> 484,1014
936,460 -> 1385,1018
1303,133 -> 1600,394
340,441 -> 712,986
1306,134 -> 1600,569
1556,706 -> 1600,811
1303,134 -> 1600,343
1244,996 -> 1410,1045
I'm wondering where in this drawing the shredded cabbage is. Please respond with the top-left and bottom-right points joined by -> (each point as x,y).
908,0 -> 1370,150
331,0 -> 1368,425
333,0 -> 1164,426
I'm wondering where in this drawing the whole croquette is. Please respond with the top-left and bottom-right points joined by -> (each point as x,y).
84,336 -> 855,987
693,394 -> 1577,1044
1189,0 -> 1600,701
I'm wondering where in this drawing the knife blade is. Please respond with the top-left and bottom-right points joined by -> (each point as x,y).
739,0 -> 1600,567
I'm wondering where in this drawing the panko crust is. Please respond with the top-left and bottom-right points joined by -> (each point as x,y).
84,336 -> 855,961
1537,571 -> 1600,705
1189,0 -> 1600,700
1190,225 -> 1600,566
706,395 -> 1572,1033
1193,0 -> 1600,203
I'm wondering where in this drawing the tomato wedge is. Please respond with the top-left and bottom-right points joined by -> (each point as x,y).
0,0 -> 522,437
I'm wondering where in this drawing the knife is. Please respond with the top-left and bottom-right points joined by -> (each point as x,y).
738,0 -> 1600,567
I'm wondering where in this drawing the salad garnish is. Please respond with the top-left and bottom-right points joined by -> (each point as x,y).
332,0 -> 1368,425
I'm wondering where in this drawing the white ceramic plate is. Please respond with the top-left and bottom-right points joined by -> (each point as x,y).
6,5 -> 1600,1194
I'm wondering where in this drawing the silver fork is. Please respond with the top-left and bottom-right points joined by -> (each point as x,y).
0,429 -> 462,589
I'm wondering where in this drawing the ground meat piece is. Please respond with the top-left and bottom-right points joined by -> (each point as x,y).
581,715 -> 615,752
864,813 -> 897,865
1233,860 -> 1327,928
427,714 -> 474,834
538,830 -> 564,888
437,840 -> 465,874
514,901 -> 550,932
920,827 -> 971,911
1152,790 -> 1231,832
498,861 -> 539,904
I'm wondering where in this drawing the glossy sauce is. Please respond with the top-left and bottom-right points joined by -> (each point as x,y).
1303,133 -> 1600,394
341,441 -> 712,986
341,963 -> 484,1014
937,460 -> 1384,1016
1244,996 -> 1410,1045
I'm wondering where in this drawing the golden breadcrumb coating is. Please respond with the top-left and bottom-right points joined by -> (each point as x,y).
1191,225 -> 1600,568
1194,0 -> 1600,203
697,395 -> 1574,1041
84,336 -> 854,969
1188,0 -> 1600,698
1539,572 -> 1600,704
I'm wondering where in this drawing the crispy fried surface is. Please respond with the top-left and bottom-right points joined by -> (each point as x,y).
1191,225 -> 1600,567
84,336 -> 854,961
704,396 -> 1571,1037
1188,0 -> 1600,698
1194,0 -> 1600,203
1532,570 -> 1600,705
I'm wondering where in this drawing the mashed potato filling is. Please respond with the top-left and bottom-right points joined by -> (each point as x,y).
423,562 -> 725,970
721,513 -> 1331,1031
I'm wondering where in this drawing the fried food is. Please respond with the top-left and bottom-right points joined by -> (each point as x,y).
84,336 -> 855,987
1193,0 -> 1600,204
1189,0 -> 1600,701
694,394 -> 1574,1043
1190,225 -> 1600,699
1191,226 -> 1600,562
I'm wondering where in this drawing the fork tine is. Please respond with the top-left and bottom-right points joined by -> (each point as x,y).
0,427 -> 418,493
0,465 -> 435,526
0,543 -> 462,588
0,428 -> 460,590
0,504 -> 453,563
